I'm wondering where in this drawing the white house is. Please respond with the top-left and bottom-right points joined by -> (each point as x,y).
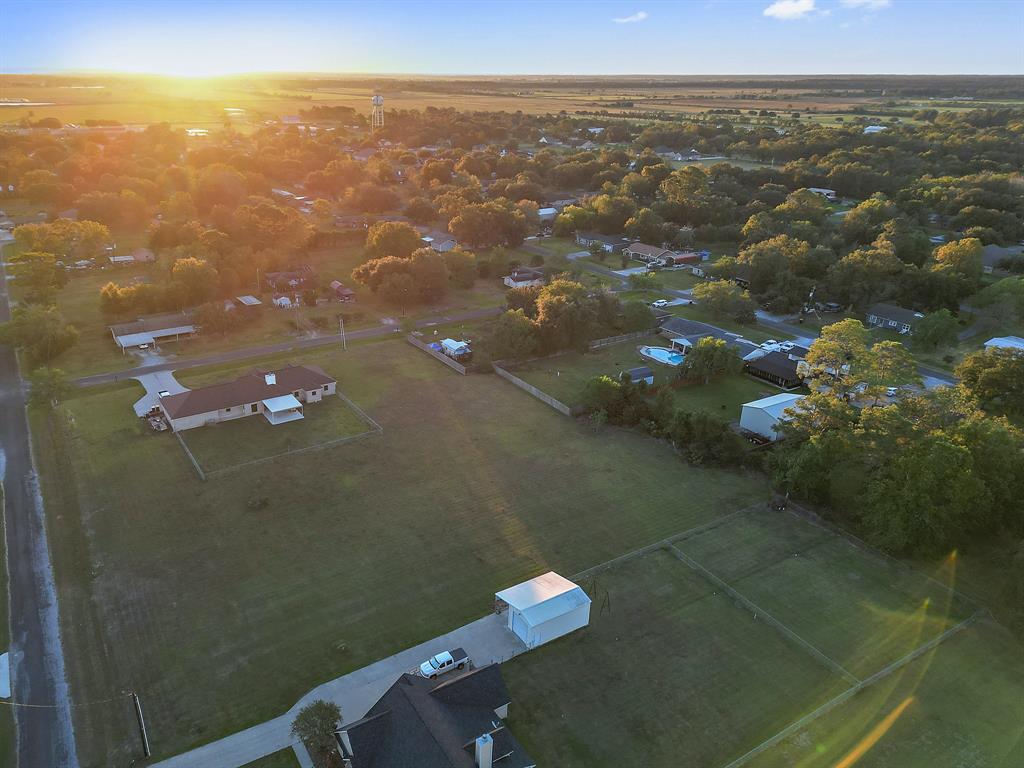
421,232 -> 458,252
740,393 -> 806,442
503,268 -> 545,289
863,125 -> 887,134
537,207 -> 557,224
495,572 -> 591,649
984,336 -> 1024,352
158,365 -> 336,431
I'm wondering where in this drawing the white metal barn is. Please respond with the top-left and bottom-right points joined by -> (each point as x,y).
495,572 -> 591,649
740,393 -> 805,442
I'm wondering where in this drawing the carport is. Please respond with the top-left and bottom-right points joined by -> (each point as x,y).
495,571 -> 591,649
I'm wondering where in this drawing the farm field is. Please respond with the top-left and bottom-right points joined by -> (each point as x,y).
33,341 -> 767,764
511,334 -> 773,415
502,508 -> 1015,768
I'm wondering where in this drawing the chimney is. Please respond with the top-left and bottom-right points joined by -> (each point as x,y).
264,373 -> 276,386
474,733 -> 493,768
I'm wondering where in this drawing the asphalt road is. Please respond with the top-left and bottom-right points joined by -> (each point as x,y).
73,305 -> 503,387
0,241 -> 80,767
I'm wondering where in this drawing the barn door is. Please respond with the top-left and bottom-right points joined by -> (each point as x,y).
511,611 -> 528,643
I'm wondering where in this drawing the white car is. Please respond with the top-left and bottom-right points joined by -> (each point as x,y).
650,299 -> 669,308
418,647 -> 469,679
886,386 -> 899,397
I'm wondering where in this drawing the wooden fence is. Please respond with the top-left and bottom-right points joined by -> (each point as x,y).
405,335 -> 467,375
588,328 -> 658,350
491,363 -> 578,417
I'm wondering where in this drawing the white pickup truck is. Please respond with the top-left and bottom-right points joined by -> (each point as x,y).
418,647 -> 469,679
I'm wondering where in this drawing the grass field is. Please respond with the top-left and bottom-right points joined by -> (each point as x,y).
511,334 -> 774,414
241,748 -> 300,768
502,507 -> 1018,768
34,342 -> 767,765
178,394 -> 377,475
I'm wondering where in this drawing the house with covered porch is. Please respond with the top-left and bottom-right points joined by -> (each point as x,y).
158,364 -> 336,431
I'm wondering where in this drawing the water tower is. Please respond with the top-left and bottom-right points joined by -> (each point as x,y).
371,94 -> 384,131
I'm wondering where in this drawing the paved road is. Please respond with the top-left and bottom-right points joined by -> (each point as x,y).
73,306 -> 502,388
0,242 -> 80,767
151,613 -> 526,768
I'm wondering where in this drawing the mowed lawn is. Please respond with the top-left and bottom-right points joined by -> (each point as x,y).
34,342 -> 767,764
511,335 -> 775,415
749,621 -> 1024,768
179,394 -> 375,474
503,509 -> 1015,768
502,547 -> 850,768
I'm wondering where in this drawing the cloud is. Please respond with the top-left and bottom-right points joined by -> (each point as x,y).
763,0 -> 817,20
613,11 -> 648,23
840,0 -> 892,8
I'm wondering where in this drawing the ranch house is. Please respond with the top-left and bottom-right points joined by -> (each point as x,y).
158,364 -> 336,432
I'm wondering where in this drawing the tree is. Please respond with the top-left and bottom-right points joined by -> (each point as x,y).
378,272 -> 417,312
534,279 -> 600,352
839,194 -> 897,244
691,281 -> 756,323
679,337 -> 742,384
621,301 -> 655,332
443,248 -> 477,289
624,207 -> 665,245
171,257 -> 218,306
931,237 -> 984,285
862,340 -> 920,402
14,219 -> 110,258
0,305 -> 79,363
7,250 -> 67,304
404,197 -> 438,224
803,318 -> 869,389
826,244 -> 904,309
956,348 -> 1024,417
28,367 -> 71,407
914,309 -> 960,351
366,221 -> 422,259
483,309 -> 538,360
291,700 -> 342,768
311,199 -> 333,223
409,249 -> 450,302
874,218 -> 932,267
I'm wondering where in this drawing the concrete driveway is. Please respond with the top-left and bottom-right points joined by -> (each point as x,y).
152,612 -> 527,768
131,370 -> 188,417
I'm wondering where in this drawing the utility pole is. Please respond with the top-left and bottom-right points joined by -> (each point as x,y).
132,691 -> 151,758
339,315 -> 347,351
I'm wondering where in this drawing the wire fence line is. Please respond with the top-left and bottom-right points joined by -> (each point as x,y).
667,543 -> 861,686
177,390 -> 383,481
719,610 -> 984,768
571,502 -> 763,583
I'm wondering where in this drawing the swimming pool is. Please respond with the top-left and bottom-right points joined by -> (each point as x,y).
639,346 -> 685,367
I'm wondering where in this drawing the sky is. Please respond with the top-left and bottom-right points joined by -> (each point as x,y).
1,0 -> 1022,77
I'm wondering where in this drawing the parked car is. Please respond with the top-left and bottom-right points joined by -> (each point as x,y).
886,386 -> 899,397
820,302 -> 842,313
650,299 -> 669,308
418,647 -> 469,679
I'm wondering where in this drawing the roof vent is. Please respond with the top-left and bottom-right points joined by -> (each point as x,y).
265,373 -> 276,386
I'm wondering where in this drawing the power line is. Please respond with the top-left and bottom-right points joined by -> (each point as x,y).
0,692 -> 130,709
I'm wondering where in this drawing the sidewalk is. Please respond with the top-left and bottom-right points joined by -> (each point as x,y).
151,613 -> 527,768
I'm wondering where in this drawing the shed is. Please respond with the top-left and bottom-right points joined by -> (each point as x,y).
440,338 -> 471,359
495,572 -> 591,649
740,393 -> 805,442
623,366 -> 655,386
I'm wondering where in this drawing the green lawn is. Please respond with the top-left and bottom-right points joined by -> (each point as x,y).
749,621 -> 1024,768
503,508 -> 1016,768
178,395 -> 376,475
35,342 -> 767,765
512,335 -> 775,415
241,748 -> 300,768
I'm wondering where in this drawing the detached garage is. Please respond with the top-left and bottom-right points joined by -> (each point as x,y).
495,572 -> 591,649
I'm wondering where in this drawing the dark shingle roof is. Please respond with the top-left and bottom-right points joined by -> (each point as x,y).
341,665 -> 530,768
659,317 -> 760,357
746,352 -> 801,384
160,365 -> 334,419
109,312 -> 194,336
866,303 -> 924,326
